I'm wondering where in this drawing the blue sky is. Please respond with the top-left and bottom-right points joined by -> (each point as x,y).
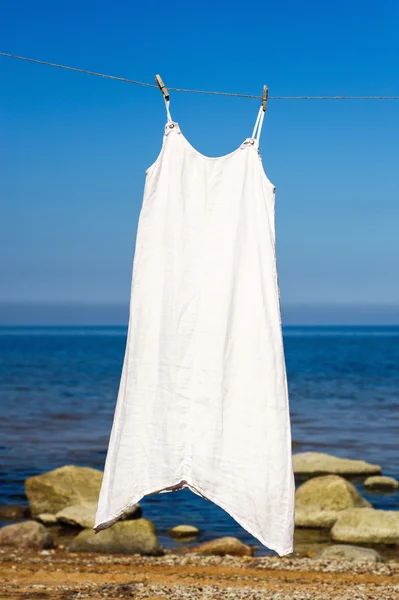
1,1 -> 398,324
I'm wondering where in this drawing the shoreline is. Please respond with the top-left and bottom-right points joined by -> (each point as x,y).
1,548 -> 398,600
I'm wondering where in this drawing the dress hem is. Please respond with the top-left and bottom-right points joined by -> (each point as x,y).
93,478 -> 294,558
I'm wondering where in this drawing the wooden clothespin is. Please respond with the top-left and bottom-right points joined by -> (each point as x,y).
155,74 -> 169,101
262,85 -> 268,112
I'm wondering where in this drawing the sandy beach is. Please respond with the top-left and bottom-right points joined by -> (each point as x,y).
1,548 -> 399,600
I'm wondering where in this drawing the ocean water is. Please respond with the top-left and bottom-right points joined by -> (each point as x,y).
1,325 -> 398,553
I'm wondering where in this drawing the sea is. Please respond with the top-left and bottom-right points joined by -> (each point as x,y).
1,325 -> 398,554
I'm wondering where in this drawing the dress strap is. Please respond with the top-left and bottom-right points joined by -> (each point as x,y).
164,97 -> 173,124
251,105 -> 265,144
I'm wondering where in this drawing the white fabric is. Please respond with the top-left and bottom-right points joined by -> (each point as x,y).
251,105 -> 265,142
94,104 -> 295,556
164,97 -> 173,123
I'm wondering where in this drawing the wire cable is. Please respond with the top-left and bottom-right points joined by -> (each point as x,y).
1,51 -> 399,101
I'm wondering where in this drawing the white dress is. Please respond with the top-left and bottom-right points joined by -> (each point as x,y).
94,98 -> 295,556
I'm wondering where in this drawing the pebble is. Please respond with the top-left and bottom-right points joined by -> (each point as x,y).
1,547 -> 399,600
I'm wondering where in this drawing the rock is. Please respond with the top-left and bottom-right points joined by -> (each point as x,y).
56,504 -> 97,528
37,513 -> 58,525
331,508 -> 399,545
168,524 -> 200,539
0,521 -> 53,549
316,544 -> 383,562
364,476 -> 399,491
68,519 -> 163,555
293,452 -> 382,477
25,465 -> 103,517
0,505 -> 30,520
189,536 -> 253,557
295,475 -> 371,528
56,502 -> 141,529
120,503 -> 142,520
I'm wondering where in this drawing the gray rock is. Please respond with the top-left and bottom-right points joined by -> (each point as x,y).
331,508 -> 399,545
25,465 -> 103,517
0,521 -> 53,549
189,536 -> 253,557
168,524 -> 200,539
316,544 -> 383,562
56,504 -> 97,528
293,452 -> 382,477
68,519 -> 163,555
295,475 -> 371,528
364,476 -> 399,491
120,503 -> 142,520
56,502 -> 141,529
37,513 -> 58,525
0,505 -> 30,520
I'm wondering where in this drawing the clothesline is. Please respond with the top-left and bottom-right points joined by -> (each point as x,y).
1,51 -> 399,101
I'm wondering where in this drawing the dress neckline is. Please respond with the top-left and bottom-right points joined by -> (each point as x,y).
165,122 -> 259,161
